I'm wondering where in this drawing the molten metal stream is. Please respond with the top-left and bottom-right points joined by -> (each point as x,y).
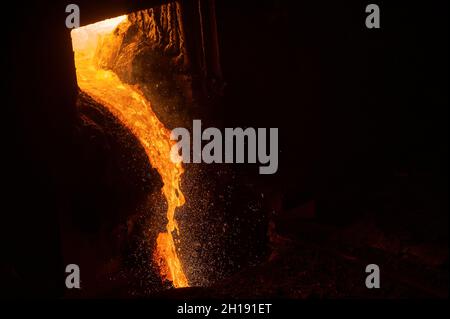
71,15 -> 189,287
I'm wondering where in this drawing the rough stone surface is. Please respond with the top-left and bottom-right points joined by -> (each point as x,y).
94,3 -> 192,129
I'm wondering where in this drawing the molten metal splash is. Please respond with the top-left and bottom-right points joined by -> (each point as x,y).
71,15 -> 188,288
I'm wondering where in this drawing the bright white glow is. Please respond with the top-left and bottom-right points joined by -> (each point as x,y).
70,15 -> 127,52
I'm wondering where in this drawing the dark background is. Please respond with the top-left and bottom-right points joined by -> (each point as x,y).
3,0 -> 448,297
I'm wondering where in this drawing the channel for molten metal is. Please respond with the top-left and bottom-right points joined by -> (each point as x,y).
70,14 -> 189,288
